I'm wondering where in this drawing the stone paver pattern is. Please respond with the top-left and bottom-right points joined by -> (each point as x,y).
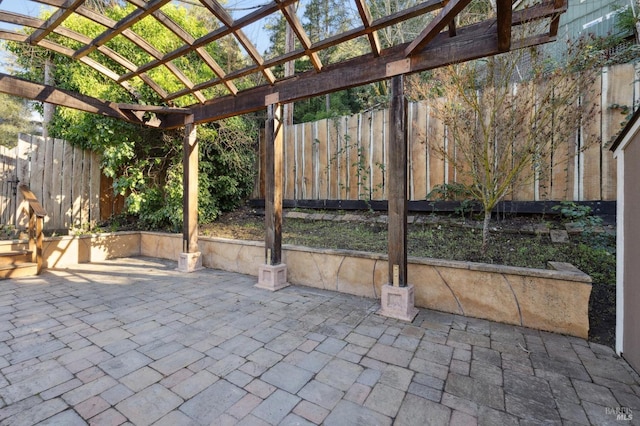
0,257 -> 638,425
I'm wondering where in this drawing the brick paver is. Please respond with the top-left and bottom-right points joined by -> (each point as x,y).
0,257 -> 638,425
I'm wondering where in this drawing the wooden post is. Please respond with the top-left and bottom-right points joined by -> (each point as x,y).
183,117 -> 198,254
388,75 -> 408,287
35,215 -> 43,274
378,75 -> 418,322
257,102 -> 288,291
265,103 -> 283,265
178,115 -> 202,272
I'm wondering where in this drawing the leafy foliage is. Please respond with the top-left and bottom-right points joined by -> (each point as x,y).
4,3 -> 257,230
427,183 -> 474,201
614,2 -> 639,37
0,94 -> 35,147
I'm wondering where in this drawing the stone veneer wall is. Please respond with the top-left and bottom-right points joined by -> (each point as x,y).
0,232 -> 591,338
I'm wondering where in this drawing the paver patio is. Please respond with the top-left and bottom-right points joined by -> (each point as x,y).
0,257 -> 638,425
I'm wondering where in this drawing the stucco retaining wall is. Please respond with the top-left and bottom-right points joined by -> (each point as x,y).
140,233 -> 592,338
0,232 -> 141,268
0,232 -> 592,338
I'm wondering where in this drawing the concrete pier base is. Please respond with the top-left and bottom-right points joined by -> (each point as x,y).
377,284 -> 419,322
256,263 -> 289,291
177,252 -> 203,272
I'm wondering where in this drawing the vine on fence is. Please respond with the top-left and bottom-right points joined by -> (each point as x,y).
324,128 -> 385,210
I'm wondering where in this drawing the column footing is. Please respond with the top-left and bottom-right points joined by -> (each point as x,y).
377,284 -> 419,322
177,252 -> 203,273
256,263 -> 289,291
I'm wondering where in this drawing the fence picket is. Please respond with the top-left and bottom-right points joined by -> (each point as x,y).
253,64 -> 635,203
602,64 -> 634,200
0,135 -> 101,230
89,151 -> 101,226
71,147 -> 84,228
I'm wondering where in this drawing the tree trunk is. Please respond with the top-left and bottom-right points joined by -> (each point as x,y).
482,208 -> 491,250
43,58 -> 55,140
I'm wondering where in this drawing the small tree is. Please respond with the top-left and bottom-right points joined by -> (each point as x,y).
409,36 -> 601,249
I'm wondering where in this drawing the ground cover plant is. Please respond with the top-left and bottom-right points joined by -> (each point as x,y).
201,207 -> 616,348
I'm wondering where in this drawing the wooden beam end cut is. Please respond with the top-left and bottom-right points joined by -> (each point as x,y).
265,92 -> 280,106
386,59 -> 411,77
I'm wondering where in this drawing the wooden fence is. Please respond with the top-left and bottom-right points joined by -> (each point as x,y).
253,63 -> 640,202
0,134 -> 102,231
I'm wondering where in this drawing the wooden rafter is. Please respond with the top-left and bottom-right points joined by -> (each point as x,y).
497,0 -> 513,51
117,104 -> 191,113
127,0 -> 237,97
73,4 -> 205,103
165,0 -> 446,102
73,0 -> 170,59
354,0 -> 381,57
200,0 -> 276,84
280,4 -> 323,71
512,0 -> 566,25
111,0 -> 443,100
549,0 -> 566,36
405,0 -> 473,56
0,18 -> 162,101
26,0 -> 84,44
0,11 -> 41,28
163,0 -> 564,128
449,20 -> 457,37
116,0 -> 299,90
0,0 -> 567,122
21,4 -> 173,101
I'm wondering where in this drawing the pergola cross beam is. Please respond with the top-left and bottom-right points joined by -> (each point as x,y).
161,0 -> 563,128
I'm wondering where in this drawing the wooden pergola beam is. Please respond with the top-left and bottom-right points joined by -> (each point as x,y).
0,73 -> 193,127
280,3 -> 323,71
164,0 -> 562,128
549,0 -> 566,36
0,73 -> 147,125
200,0 -> 276,84
115,0 -> 299,87
122,0 -> 444,103
0,11 -> 171,102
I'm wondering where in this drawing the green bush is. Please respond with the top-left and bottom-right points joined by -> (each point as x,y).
137,118 -> 257,231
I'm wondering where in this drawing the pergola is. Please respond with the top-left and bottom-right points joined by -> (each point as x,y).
0,0 -> 566,320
